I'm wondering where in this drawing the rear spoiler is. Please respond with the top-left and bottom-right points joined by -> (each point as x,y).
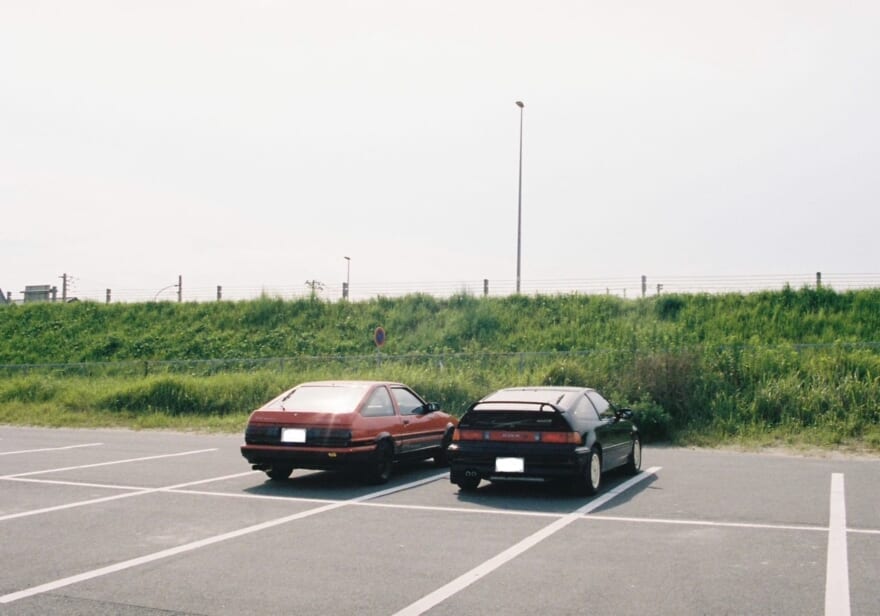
466,400 -> 564,414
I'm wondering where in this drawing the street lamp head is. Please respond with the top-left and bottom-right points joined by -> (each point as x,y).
515,101 -> 524,108
344,256 -> 350,261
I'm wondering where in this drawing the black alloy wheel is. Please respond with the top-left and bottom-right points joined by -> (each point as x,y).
433,429 -> 454,467
367,440 -> 394,484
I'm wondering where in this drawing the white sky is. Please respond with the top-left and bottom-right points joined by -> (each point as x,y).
2,1 -> 879,301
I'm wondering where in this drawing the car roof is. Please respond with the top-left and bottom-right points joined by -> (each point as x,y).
483,386 -> 594,398
295,380 -> 405,388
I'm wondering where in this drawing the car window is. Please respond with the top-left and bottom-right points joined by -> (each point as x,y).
573,394 -> 600,421
361,386 -> 395,417
391,387 -> 424,416
265,384 -> 371,414
586,391 -> 614,419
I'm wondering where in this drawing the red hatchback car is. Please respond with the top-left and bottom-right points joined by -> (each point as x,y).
241,380 -> 458,484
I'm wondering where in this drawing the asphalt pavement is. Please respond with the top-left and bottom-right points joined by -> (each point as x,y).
1,426 -> 877,615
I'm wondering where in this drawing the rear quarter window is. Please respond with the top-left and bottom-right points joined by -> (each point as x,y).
586,391 -> 614,419
573,394 -> 600,421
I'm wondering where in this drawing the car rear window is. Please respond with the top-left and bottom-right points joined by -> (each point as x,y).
262,384 -> 371,414
481,389 -> 577,407
460,408 -> 572,431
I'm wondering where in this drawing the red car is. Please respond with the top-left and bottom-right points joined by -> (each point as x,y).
241,380 -> 458,484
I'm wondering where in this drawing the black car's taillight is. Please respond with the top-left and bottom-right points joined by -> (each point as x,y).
453,428 -> 581,445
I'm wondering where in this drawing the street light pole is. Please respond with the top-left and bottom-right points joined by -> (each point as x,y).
515,100 -> 524,294
343,256 -> 351,300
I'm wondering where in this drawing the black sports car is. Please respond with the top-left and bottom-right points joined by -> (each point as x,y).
447,386 -> 641,494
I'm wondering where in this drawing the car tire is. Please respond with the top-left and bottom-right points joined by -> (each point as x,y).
575,448 -> 602,496
624,437 -> 642,475
454,475 -> 480,492
367,440 -> 393,484
266,465 -> 293,481
433,429 -> 453,467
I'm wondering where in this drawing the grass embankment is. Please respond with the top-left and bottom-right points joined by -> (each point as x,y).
1,288 -> 879,451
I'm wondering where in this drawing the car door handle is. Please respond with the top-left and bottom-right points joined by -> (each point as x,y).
403,419 -> 410,425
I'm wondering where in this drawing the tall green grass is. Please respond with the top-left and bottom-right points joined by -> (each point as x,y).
1,288 -> 879,449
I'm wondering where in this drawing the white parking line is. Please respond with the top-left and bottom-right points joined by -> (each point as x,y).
0,471 -> 255,522
393,466 -> 661,616
0,471 -> 449,605
825,473 -> 850,616
5,476 -> 147,491
0,448 -> 217,478
586,514 -> 829,533
0,443 -> 103,456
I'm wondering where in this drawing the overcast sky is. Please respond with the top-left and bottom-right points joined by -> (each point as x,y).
2,1 -> 878,301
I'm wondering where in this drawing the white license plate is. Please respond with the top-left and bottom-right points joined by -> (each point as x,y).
495,457 -> 524,473
281,428 -> 307,443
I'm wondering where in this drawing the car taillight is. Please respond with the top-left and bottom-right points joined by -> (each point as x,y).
452,429 -> 484,441
452,429 -> 581,445
538,431 -> 582,445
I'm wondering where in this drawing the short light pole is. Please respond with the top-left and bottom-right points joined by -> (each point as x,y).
343,256 -> 351,300
515,100 -> 525,294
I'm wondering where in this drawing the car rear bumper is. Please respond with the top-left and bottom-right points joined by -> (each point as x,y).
241,443 -> 377,472
447,443 -> 590,482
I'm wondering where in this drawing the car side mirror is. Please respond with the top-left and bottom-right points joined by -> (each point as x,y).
616,408 -> 633,421
424,402 -> 440,414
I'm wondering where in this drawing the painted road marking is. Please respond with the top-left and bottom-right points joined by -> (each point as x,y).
0,472 -> 449,604
586,514 -> 829,533
0,448 -> 217,478
0,443 -> 103,456
393,466 -> 661,616
5,476 -> 148,491
0,471 -> 255,522
825,473 -> 850,616
3,477 -> 145,490
11,471 -> 876,542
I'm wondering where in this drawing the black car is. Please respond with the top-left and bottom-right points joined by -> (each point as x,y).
447,386 -> 640,494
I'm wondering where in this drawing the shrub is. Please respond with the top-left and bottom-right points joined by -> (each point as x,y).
542,361 -> 591,387
630,399 -> 673,442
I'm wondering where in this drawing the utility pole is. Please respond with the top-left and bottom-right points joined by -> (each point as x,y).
177,275 -> 182,302
60,273 -> 68,302
305,280 -> 324,300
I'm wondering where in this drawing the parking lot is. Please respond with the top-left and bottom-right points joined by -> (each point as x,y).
1,426 -> 878,615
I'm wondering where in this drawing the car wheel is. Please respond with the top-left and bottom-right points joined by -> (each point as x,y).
624,437 -> 642,475
367,440 -> 393,484
433,429 -> 453,467
453,475 -> 480,492
575,449 -> 602,496
266,465 -> 293,481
